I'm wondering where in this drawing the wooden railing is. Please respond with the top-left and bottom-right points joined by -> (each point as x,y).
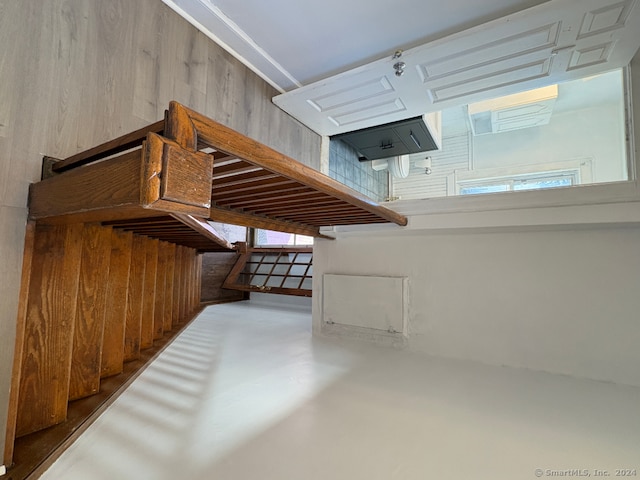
223,244 -> 313,297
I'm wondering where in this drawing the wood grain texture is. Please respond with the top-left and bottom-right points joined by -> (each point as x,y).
186,249 -> 195,317
4,221 -> 35,465
208,206 -> 328,239
196,254 -> 203,305
68,224 -> 112,401
172,246 -> 184,327
171,214 -> 233,250
163,243 -> 176,333
172,102 -> 406,227
28,150 -> 142,221
2,0 -> 320,459
53,120 -> 164,172
153,241 -> 169,341
201,253 -> 245,303
15,223 -> 83,437
32,133 -> 213,224
101,230 -> 133,378
124,235 -> 146,361
160,143 -> 212,208
140,237 -> 158,349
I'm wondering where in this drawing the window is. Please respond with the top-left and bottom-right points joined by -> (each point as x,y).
458,171 -> 579,196
223,247 -> 313,296
254,229 -> 314,247
451,157 -> 591,196
208,222 -> 247,243
390,68 -> 631,201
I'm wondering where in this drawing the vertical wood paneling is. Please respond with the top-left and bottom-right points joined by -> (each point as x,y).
101,230 -> 133,378
68,224 -> 112,401
15,223 -> 83,437
196,253 -> 203,305
153,241 -> 168,340
140,237 -> 158,349
132,4 -> 169,123
192,250 -> 199,312
163,243 -> 176,333
4,221 -> 35,464
124,235 -> 146,361
181,247 -> 192,322
191,252 -> 199,312
170,14 -> 208,107
173,246 -> 184,326
79,1 -> 137,149
200,252 -> 245,303
182,246 -> 191,322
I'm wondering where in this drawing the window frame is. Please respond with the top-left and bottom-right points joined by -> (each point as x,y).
451,158 -> 592,196
253,229 -> 314,248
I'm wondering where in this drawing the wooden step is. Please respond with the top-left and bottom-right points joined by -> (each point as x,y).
163,243 -> 176,333
123,235 -> 146,361
101,230 -> 133,378
68,224 -> 112,401
15,224 -> 83,437
153,241 -> 169,340
140,238 -> 158,349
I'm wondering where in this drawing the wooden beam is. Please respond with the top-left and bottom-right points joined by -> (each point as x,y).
169,101 -> 408,227
212,160 -> 262,178
30,133 -> 213,224
30,150 -> 142,220
211,178 -> 296,196
249,199 -> 351,215
51,120 -> 165,173
209,206 -> 334,239
171,214 -> 234,250
210,170 -> 279,189
212,184 -> 312,204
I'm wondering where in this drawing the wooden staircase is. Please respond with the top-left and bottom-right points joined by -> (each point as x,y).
4,101 -> 408,478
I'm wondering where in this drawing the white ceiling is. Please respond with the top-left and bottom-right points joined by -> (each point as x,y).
163,0 -> 551,92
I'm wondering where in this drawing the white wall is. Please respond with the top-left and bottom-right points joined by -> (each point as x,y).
312,51 -> 640,388
313,226 -> 640,386
473,103 -> 626,183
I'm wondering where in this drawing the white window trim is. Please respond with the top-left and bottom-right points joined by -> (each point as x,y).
447,157 -> 593,195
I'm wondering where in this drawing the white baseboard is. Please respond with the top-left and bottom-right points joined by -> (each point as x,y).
0,464 -> 6,476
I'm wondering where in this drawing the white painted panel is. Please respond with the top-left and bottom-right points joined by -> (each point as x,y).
274,0 -> 640,135
577,1 -> 635,38
323,274 -> 406,333
307,76 -> 395,112
417,22 -> 561,81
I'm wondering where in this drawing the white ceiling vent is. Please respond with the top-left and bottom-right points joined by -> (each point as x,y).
468,85 -> 558,135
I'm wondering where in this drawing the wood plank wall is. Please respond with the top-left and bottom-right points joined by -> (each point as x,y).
201,252 -> 246,303
1,0 -> 320,463
14,223 -> 201,437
